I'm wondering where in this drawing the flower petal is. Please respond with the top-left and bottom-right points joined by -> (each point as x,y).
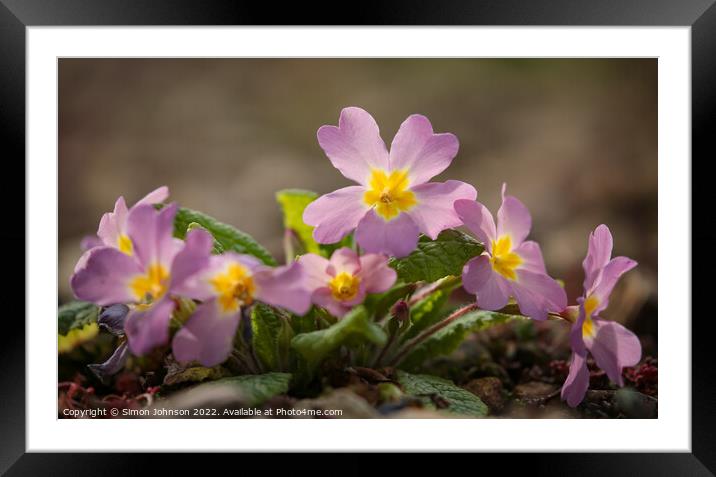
233,253 -> 265,272
172,299 -> 241,367
97,196 -> 129,247
328,247 -> 361,276
514,240 -> 547,274
462,255 -> 511,310
317,107 -> 389,185
388,114 -> 459,185
582,224 -> 614,292
357,253 -> 397,293
355,209 -> 420,258
312,287 -> 351,318
454,199 -> 496,253
70,246 -> 143,305
124,298 -> 175,356
73,248 -> 94,273
135,186 -> 169,206
254,261 -> 312,315
496,184 -> 532,246
590,256 -> 638,315
586,318 -> 642,386
87,340 -> 130,384
297,253 -> 331,290
176,252 -> 259,301
561,351 -> 590,407
80,235 -> 103,252
569,303 -> 588,355
169,228 -> 213,295
126,202 -> 179,269
303,186 -> 368,244
408,180 -> 477,239
511,269 -> 567,320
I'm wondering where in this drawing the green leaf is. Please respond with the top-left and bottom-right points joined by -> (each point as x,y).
276,189 -> 321,255
396,370 -> 488,417
163,359 -> 229,386
173,207 -> 276,265
402,278 -> 462,340
402,288 -> 452,341
58,301 -> 100,336
289,307 -> 322,335
400,310 -> 523,370
389,229 -> 484,283
197,372 -> 292,407
275,188 -> 353,258
251,303 -> 293,371
291,306 -> 387,369
514,319 -> 537,342
186,222 -> 224,254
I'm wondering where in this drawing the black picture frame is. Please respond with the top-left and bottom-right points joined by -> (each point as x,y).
2,1 -> 712,474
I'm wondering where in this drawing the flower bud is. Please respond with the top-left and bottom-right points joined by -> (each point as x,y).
98,304 -> 130,336
390,300 -> 409,323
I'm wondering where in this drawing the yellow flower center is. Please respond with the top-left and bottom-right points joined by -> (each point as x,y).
118,234 -> 134,255
328,272 -> 361,302
489,236 -> 523,281
581,295 -> 600,339
363,169 -> 417,220
130,263 -> 169,302
210,263 -> 256,313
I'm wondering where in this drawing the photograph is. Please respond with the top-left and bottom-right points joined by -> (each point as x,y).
0,0 -> 706,468
57,58 -> 658,420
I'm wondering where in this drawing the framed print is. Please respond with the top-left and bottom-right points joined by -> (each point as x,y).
2,0 -> 713,473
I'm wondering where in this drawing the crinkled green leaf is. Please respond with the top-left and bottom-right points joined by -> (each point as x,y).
163,362 -> 229,386
197,372 -> 292,407
173,207 -> 276,265
58,301 -> 100,336
389,229 -> 484,283
186,222 -> 224,254
400,310 -> 523,370
396,370 -> 488,417
291,306 -> 387,369
289,307 -> 322,335
251,303 -> 293,371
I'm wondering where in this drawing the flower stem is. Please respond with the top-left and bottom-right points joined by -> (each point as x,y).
234,320 -> 261,374
373,324 -> 399,368
282,229 -> 297,264
408,275 -> 460,306
388,303 -> 478,367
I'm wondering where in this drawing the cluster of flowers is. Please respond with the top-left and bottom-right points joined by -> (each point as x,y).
70,107 -> 641,407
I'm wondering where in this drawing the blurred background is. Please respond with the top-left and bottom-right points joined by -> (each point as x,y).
58,58 -> 657,340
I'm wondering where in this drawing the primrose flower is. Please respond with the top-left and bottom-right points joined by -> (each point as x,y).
303,107 -> 476,258
71,203 -> 209,355
561,224 -> 641,407
80,186 -> 169,254
298,247 -> 397,317
171,252 -> 311,367
454,184 -> 567,321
